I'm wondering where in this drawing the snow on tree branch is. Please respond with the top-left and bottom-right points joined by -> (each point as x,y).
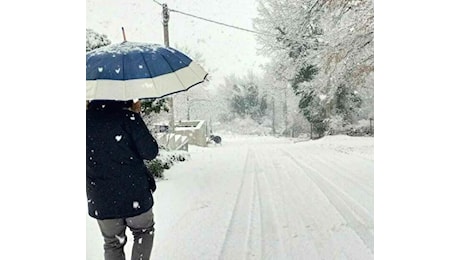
86,29 -> 111,52
254,0 -> 374,133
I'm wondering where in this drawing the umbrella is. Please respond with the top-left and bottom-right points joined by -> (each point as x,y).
86,41 -> 208,101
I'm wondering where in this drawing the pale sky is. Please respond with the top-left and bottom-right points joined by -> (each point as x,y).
86,0 -> 270,86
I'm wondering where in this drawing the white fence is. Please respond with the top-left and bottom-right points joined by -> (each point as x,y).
155,133 -> 189,151
153,120 -> 209,151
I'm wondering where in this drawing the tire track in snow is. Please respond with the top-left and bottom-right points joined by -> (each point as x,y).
311,147 -> 374,188
253,148 -> 322,259
304,151 -> 374,215
246,167 -> 262,259
269,147 -> 355,259
252,149 -> 290,259
219,147 -> 292,259
281,149 -> 374,254
218,148 -> 259,259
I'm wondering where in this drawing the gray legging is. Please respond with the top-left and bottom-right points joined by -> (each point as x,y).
97,209 -> 155,260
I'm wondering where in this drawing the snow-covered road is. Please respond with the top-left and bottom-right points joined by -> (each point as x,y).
87,135 -> 374,259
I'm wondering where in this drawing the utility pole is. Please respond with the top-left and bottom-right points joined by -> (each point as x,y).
162,4 -> 170,47
162,3 -> 175,132
187,96 -> 190,120
272,97 -> 276,134
284,86 -> 288,135
310,123 -> 313,140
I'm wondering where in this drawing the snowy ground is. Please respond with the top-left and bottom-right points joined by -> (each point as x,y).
86,134 -> 374,259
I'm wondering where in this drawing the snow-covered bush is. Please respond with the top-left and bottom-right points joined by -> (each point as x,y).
324,117 -> 373,137
86,28 -> 111,52
145,160 -> 166,179
144,149 -> 190,179
325,115 -> 349,135
346,119 -> 374,136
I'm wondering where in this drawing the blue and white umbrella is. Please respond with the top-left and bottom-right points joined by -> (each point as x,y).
86,41 -> 208,101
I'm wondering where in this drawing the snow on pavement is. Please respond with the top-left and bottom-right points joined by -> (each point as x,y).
87,135 -> 374,259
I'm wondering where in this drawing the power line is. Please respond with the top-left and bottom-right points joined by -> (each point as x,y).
169,8 -> 273,36
169,8 -> 312,47
150,2 -> 320,50
150,1 -> 284,39
152,2 -> 301,42
151,2 -> 274,36
152,0 -> 162,6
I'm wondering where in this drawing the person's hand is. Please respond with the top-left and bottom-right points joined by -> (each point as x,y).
131,100 -> 142,113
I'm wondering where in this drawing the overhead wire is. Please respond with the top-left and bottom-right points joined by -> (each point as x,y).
151,0 -> 162,6
169,8 -> 274,37
151,1 -> 274,37
151,1 -> 308,46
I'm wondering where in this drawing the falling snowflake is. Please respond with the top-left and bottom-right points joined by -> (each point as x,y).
98,67 -> 103,72
139,65 -> 143,69
115,135 -> 122,142
133,201 -> 140,209
95,210 -> 98,216
115,68 -> 121,74
138,238 -> 143,244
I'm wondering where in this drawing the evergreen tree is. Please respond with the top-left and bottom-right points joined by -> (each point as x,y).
298,91 -> 327,136
229,78 -> 268,124
333,84 -> 362,124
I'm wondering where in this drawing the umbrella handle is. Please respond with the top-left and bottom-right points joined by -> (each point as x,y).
122,27 -> 127,42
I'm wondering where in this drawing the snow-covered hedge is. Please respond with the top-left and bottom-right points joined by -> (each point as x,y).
325,118 -> 374,137
145,149 -> 190,179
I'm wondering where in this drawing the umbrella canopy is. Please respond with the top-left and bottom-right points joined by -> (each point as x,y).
86,41 -> 208,101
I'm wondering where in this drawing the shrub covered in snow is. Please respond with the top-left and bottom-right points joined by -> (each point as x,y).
325,117 -> 373,137
86,28 -> 111,52
346,119 -> 374,136
145,149 -> 190,179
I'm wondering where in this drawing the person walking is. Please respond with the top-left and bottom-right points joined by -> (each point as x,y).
86,99 -> 159,260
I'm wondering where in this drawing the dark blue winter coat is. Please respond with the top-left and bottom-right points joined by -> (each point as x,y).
86,100 -> 159,220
